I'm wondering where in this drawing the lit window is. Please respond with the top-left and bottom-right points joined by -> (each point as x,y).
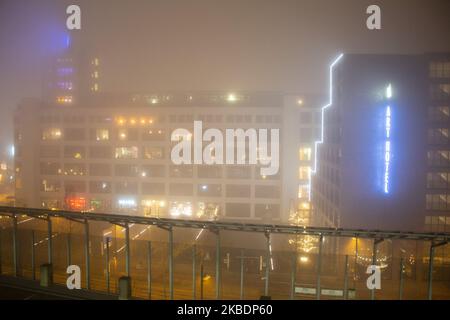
143,147 -> 164,159
299,147 -> 312,161
95,129 -> 109,141
56,96 -> 73,104
198,184 -> 222,197
299,166 -> 311,180
57,67 -> 73,76
142,129 -> 165,141
197,202 -> 220,219
147,96 -> 159,104
65,197 -> 86,211
298,201 -> 311,210
117,128 -> 138,140
115,147 -> 138,159
63,163 -> 86,176
298,184 -> 310,199
57,82 -> 73,90
64,146 -> 85,159
118,129 -> 127,140
90,199 -> 106,211
89,181 -> 111,194
42,128 -> 62,140
171,132 -> 192,141
117,197 -> 137,210
169,201 -> 192,217
141,200 -> 167,217
41,199 -> 60,210
429,62 -> 450,78
41,180 -> 60,192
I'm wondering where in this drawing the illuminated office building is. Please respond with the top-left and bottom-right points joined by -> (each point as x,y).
14,89 -> 321,223
312,53 -> 450,232
14,35 -> 322,223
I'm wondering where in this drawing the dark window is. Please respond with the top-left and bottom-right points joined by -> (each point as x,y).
142,183 -> 165,195
226,185 -> 250,197
169,183 -> 193,196
255,204 -> 280,218
89,163 -> 111,176
225,203 -> 250,218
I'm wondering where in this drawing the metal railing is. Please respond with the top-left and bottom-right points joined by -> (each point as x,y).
0,206 -> 449,300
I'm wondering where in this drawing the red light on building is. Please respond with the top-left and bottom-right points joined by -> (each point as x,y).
65,196 -> 86,211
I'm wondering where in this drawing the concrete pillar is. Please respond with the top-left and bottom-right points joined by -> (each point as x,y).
40,263 -> 53,287
264,233 -> 270,297
192,245 -> 196,300
125,224 -> 130,277
118,276 -> 132,300
0,228 -> 2,275
168,227 -> 174,300
47,217 -> 53,264
215,231 -> 221,299
84,220 -> 90,290
316,234 -> 323,300
12,215 -> 18,277
31,231 -> 36,280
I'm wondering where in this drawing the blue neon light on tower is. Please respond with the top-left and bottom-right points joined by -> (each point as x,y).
384,84 -> 392,194
65,33 -> 71,49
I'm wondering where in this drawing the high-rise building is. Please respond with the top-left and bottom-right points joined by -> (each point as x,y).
312,53 -> 450,232
284,96 -> 323,227
15,39 -> 323,224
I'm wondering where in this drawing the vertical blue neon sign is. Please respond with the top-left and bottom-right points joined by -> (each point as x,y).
384,84 -> 392,194
65,34 -> 71,49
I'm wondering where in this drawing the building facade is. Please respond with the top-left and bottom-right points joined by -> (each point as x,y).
312,53 -> 450,232
14,91 -> 321,224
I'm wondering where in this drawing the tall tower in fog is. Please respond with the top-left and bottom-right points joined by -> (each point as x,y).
44,32 -> 101,106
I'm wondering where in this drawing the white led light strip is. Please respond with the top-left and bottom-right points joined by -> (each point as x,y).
309,53 -> 344,201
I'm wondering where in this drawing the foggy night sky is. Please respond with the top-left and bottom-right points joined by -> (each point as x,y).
0,0 -> 449,154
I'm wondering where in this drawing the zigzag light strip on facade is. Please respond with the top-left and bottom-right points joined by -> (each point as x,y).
309,53 -> 344,201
